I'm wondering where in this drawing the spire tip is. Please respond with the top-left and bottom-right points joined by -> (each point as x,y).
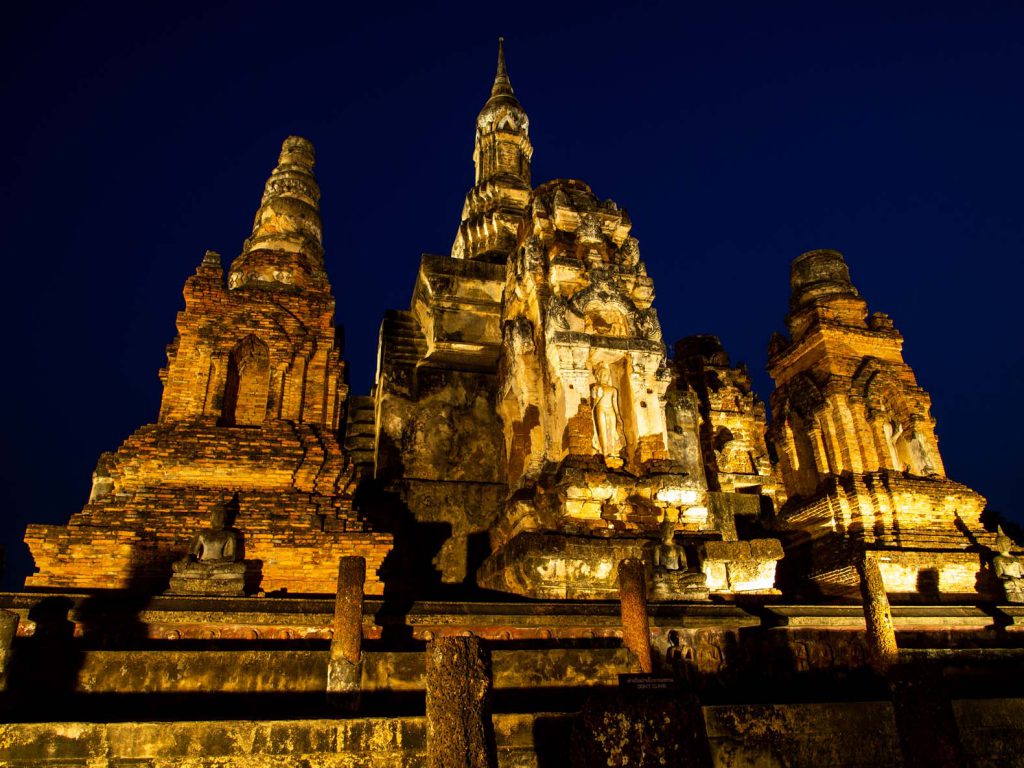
492,37 -> 512,96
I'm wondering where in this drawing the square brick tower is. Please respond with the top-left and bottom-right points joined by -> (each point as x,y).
25,137 -> 392,595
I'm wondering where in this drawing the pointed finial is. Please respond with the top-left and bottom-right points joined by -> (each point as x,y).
492,37 -> 513,97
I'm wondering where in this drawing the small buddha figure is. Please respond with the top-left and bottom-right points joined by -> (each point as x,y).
186,504 -> 239,564
87,471 -> 113,503
906,424 -> 937,476
648,514 -> 709,601
592,366 -> 625,465
993,526 -> 1024,604
653,515 -> 685,572
166,500 -> 246,596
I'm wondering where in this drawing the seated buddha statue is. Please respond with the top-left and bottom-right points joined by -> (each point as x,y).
166,500 -> 246,596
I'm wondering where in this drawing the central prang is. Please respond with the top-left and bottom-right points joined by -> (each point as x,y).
477,179 -> 781,599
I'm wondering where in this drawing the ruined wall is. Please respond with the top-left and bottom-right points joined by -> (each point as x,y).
373,257 -> 508,584
674,334 -> 784,511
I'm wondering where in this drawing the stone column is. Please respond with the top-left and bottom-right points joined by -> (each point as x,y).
856,551 -> 898,672
327,556 -> 364,700
0,609 -> 18,691
425,635 -> 496,768
618,558 -> 653,673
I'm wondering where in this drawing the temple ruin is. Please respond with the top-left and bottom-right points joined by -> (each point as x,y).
2,41 -> 1022,767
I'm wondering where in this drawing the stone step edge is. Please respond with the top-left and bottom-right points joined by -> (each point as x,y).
0,712 -> 573,761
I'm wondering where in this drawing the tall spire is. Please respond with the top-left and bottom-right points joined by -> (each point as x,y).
451,41 -> 534,261
227,136 -> 329,292
492,37 -> 513,97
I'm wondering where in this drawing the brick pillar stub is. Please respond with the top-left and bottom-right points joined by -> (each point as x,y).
425,635 -> 497,768
618,558 -> 653,674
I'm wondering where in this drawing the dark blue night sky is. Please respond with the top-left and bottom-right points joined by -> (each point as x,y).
2,1 -> 1022,588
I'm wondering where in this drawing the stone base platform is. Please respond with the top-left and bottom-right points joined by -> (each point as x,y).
775,471 -> 994,600
793,540 -> 996,601
3,700 -> 1024,767
0,591 -> 760,644
476,531 -> 782,600
6,592 -> 1024,645
166,562 -> 247,596
1,591 -> 1023,766
24,421 -> 394,596
476,532 -> 655,600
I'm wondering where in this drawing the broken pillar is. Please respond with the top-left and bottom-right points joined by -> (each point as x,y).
425,634 -> 497,768
856,551 -> 898,672
618,558 -> 653,673
327,556 -> 365,701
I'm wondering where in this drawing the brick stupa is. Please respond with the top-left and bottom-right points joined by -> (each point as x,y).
25,137 -> 392,595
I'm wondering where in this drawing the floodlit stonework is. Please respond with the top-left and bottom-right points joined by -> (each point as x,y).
20,40 -> 1017,610
474,177 -> 782,599
4,40 -> 1024,768
24,137 -> 392,596
767,248 -> 994,599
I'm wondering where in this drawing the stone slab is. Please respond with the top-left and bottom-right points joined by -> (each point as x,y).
953,698 -> 1024,768
703,702 -> 902,767
0,713 -> 573,766
1000,604 -> 1024,631
33,647 -> 637,695
765,604 -> 995,629
0,591 -> 760,641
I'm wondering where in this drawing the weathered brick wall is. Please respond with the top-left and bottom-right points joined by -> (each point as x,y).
158,255 -> 346,431
24,420 -> 391,595
25,489 -> 391,595
674,334 -> 786,510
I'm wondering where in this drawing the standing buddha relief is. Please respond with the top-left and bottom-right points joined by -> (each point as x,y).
591,365 -> 625,467
858,360 -> 943,478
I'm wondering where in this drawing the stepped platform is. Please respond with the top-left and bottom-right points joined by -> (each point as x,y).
4,701 -> 1024,766
1,592 -> 1023,765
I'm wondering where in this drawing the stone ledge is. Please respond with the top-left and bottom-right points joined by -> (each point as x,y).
56,647 -> 637,694
766,604 -> 996,629
6,701 -> 1022,766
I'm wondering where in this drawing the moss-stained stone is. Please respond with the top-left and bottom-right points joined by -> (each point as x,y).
23,647 -> 632,695
704,702 -> 902,767
4,702 -> 1024,766
889,664 -> 964,768
953,698 -> 1024,768
571,691 -> 710,768
75,650 -> 328,693
0,718 -> 426,765
0,714 -> 586,766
